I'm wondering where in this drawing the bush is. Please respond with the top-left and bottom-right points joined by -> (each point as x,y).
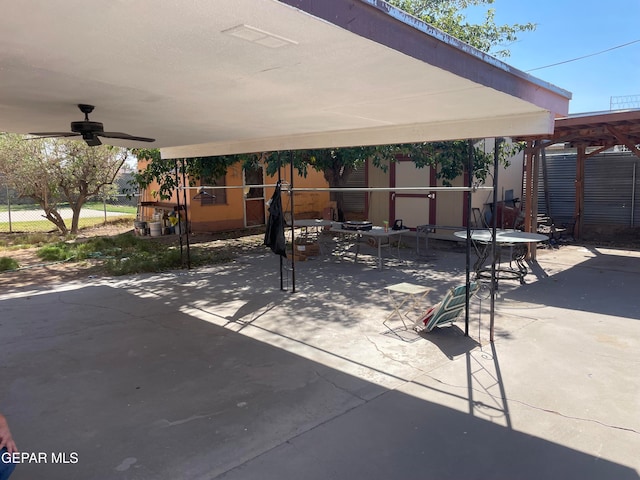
37,244 -> 73,261
0,232 -> 57,249
104,249 -> 184,276
0,257 -> 19,272
13,230 -> 240,277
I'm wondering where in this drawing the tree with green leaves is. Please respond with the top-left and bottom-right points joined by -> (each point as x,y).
0,134 -> 129,234
389,0 -> 535,58
130,148 -> 255,201
273,148 -> 383,222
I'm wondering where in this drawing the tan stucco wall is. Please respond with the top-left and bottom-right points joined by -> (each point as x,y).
277,168 -> 331,220
434,175 -> 464,226
189,164 -> 245,232
189,165 -> 330,233
366,160 -> 390,225
137,159 -> 330,233
363,139 -> 524,231
472,138 -> 524,212
394,160 -> 432,228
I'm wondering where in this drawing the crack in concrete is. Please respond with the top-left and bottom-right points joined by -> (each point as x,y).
362,333 -> 408,366
314,370 -> 366,402
156,411 -> 222,428
419,372 -> 640,436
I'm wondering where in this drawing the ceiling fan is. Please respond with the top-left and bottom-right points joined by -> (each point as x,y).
29,104 -> 155,146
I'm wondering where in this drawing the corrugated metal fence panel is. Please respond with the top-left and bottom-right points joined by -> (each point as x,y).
584,153 -> 639,227
540,151 -> 640,228
538,154 -> 576,225
635,162 -> 640,227
343,166 -> 366,214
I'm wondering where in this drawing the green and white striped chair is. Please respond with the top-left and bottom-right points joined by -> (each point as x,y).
415,282 -> 480,332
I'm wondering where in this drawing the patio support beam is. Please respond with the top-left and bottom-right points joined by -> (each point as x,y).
584,143 -> 617,158
530,144 -> 540,260
181,159 -> 192,270
464,139 -> 474,337
175,161 -> 186,268
290,151 -> 296,293
523,141 -> 535,234
541,147 -> 551,225
489,138 -> 502,343
607,126 -> 640,158
574,145 -> 586,239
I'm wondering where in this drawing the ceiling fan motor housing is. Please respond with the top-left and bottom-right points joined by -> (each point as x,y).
71,120 -> 104,134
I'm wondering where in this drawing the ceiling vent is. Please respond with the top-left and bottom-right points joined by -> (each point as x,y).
223,24 -> 297,49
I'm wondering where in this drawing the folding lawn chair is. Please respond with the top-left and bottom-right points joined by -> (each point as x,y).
414,282 -> 480,332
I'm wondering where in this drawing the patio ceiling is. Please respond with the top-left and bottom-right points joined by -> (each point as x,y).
0,0 -> 571,159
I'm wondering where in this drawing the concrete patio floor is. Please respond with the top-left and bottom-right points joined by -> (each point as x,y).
1,239 -> 639,479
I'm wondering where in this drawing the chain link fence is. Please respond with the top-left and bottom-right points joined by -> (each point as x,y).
0,178 -> 138,233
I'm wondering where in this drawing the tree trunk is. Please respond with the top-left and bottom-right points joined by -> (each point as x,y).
332,190 -> 346,222
323,168 -> 352,223
69,195 -> 87,234
70,207 -> 81,234
42,206 -> 68,234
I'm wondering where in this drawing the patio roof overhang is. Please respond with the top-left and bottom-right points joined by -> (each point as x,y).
0,0 -> 571,159
517,109 -> 640,155
517,109 -> 640,241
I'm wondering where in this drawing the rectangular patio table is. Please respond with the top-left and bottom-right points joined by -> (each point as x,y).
330,225 -> 404,270
289,218 -> 335,256
293,219 -> 334,248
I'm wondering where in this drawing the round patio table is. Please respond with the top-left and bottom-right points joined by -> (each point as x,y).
454,229 -> 548,284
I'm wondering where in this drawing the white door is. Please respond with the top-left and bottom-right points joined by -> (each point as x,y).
390,159 -> 433,229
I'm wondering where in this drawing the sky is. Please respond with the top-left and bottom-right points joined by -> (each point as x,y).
464,0 -> 640,114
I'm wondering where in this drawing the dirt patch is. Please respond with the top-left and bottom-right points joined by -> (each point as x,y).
0,223 -> 267,292
581,225 -> 640,249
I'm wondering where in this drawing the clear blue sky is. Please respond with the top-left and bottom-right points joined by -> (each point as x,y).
465,0 -> 640,114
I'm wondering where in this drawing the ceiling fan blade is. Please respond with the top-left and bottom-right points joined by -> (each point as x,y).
28,132 -> 80,138
99,131 -> 156,142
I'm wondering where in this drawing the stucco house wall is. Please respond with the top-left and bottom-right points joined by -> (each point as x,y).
364,139 -> 525,231
137,159 -> 330,234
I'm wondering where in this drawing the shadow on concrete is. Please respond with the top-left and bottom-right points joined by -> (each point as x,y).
2,280 -> 637,480
220,389 -> 636,480
503,246 -> 640,319
418,325 -> 480,359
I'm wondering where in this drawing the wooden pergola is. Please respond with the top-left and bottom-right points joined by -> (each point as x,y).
517,109 -> 640,257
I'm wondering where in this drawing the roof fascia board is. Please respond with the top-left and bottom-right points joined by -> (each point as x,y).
280,0 -> 571,115
161,111 -> 554,159
556,109 -> 640,127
